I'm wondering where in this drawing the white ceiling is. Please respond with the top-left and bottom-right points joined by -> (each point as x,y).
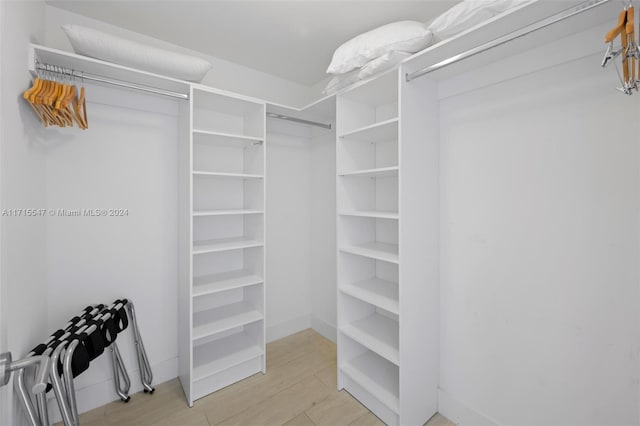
46,1 -> 459,86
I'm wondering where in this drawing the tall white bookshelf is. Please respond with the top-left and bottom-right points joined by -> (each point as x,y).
336,70 -> 438,425
179,86 -> 266,406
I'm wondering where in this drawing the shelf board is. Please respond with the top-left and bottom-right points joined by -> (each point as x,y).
193,171 -> 264,179
341,314 -> 399,366
338,167 -> 398,179
192,131 -> 263,148
401,0 -> 617,85
339,70 -> 398,106
193,270 -> 263,298
193,209 -> 264,217
192,332 -> 264,382
340,351 -> 399,414
193,237 -> 263,254
192,129 -> 263,142
339,211 -> 399,220
339,118 -> 398,143
28,44 -> 190,98
192,301 -> 263,341
339,242 -> 399,264
192,86 -> 265,119
340,278 -> 399,315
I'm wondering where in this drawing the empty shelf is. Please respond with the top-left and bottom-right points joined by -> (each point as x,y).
193,171 -> 264,179
193,237 -> 263,254
340,278 -> 399,315
341,313 -> 399,365
193,302 -> 263,341
339,242 -> 399,264
192,129 -> 263,142
339,211 -> 399,220
339,167 -> 399,178
340,351 -> 399,413
192,332 -> 263,382
193,270 -> 263,298
339,118 -> 398,143
193,209 -> 264,217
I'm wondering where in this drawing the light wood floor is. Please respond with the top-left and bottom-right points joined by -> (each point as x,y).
73,329 -> 455,426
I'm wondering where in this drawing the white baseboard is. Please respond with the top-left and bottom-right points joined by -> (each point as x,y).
310,316 -> 336,343
48,357 -> 178,424
438,389 -> 500,426
266,314 -> 311,343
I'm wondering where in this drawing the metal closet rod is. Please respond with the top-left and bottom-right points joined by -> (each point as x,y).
34,62 -> 333,129
35,62 -> 189,100
266,112 -> 332,129
406,0 -> 610,82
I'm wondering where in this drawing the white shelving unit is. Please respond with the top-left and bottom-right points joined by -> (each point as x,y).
336,69 -> 438,425
179,86 -> 266,405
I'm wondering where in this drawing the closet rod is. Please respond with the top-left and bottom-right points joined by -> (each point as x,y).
406,0 -> 610,82
266,112 -> 332,130
34,62 -> 189,100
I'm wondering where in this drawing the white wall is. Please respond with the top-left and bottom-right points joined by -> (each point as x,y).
263,119 -> 337,344
438,50 -> 640,425
43,84 -> 181,420
0,1 -> 47,424
44,5 -> 317,108
310,128 -> 337,342
309,76 -> 333,105
265,120 -> 313,341
0,1 -> 5,422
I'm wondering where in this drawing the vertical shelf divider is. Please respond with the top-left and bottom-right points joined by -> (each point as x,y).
179,86 -> 266,405
336,68 -> 437,426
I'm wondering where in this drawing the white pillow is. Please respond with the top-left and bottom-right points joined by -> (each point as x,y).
62,25 -> 213,82
358,51 -> 412,80
428,0 -> 531,42
322,69 -> 361,95
326,21 -> 433,75
323,51 -> 412,95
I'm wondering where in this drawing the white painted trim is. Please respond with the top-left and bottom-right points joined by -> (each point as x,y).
0,0 -> 7,421
310,316 -> 336,344
266,314 -> 311,343
438,389 -> 501,426
47,357 -> 179,423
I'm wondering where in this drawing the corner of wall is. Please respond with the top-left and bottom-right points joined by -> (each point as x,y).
266,314 -> 312,343
1,1 -> 48,424
438,389 -> 500,426
310,315 -> 336,343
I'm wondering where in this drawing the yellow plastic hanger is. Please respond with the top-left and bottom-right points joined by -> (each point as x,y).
606,9 -> 628,43
23,78 -> 47,125
77,86 -> 88,129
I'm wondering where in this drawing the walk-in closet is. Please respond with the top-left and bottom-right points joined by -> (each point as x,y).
1,1 -> 639,425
